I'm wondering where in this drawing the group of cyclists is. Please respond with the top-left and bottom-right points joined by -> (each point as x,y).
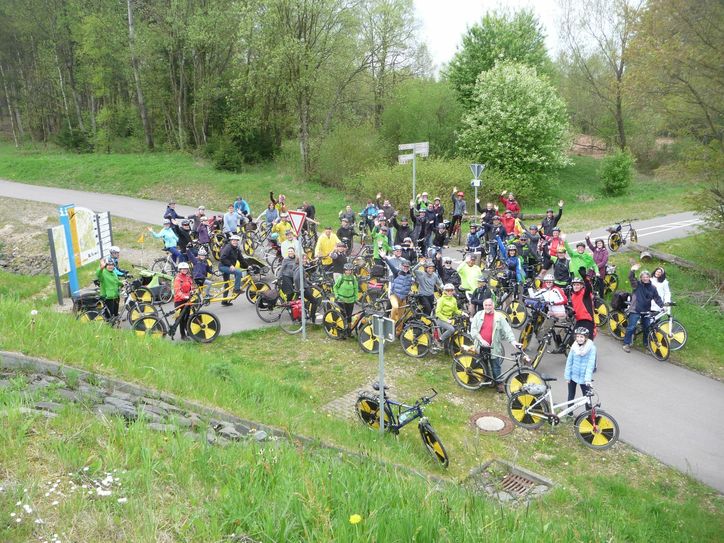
102,186 -> 674,387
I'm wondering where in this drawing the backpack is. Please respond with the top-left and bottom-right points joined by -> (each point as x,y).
611,291 -> 631,311
370,263 -> 386,278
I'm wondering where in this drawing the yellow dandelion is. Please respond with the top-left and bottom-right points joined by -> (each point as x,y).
349,514 -> 362,525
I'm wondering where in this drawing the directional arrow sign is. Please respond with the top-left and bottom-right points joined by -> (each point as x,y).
470,163 -> 485,179
287,210 -> 306,237
398,154 -> 414,164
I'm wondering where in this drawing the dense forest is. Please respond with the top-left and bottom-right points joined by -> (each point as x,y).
0,0 -> 721,189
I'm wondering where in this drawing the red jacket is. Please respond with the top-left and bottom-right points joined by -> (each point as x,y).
173,272 -> 194,302
500,214 -> 516,234
548,236 -> 564,257
499,196 -> 521,216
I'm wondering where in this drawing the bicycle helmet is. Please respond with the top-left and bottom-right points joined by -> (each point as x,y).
198,205 -> 205,210
393,245 -> 402,251
109,246 -> 120,254
552,227 -> 561,233
424,260 -> 435,269
529,224 -> 539,231
163,218 -> 171,224
571,276 -> 584,284
457,191 -> 464,196
178,262 -> 190,270
198,248 -> 208,256
400,259 -> 410,267
443,257 -> 452,264
270,232 -> 279,241
470,223 -> 479,229
181,219 -> 191,227
343,263 -> 355,271
493,215 -> 501,221
437,223 -> 446,230
443,283 -> 455,291
546,208 -> 554,213
105,260 -> 115,266
574,327 -> 590,336
230,235 -> 241,241
543,273 -> 554,282
576,241 -> 585,247
507,244 -> 517,251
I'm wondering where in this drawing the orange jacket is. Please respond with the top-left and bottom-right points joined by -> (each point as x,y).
173,272 -> 193,302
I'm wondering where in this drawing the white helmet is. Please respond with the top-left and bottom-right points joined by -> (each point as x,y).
109,246 -> 120,254
177,262 -> 190,270
543,274 -> 555,282
230,235 -> 241,241
443,283 -> 455,291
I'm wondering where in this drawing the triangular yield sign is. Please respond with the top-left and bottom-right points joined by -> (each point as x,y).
288,210 -> 306,236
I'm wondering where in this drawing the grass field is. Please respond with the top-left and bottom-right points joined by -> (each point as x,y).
1,277 -> 722,542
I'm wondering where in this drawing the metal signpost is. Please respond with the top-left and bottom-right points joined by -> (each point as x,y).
372,315 -> 395,434
470,163 -> 485,208
287,210 -> 307,340
399,142 -> 429,202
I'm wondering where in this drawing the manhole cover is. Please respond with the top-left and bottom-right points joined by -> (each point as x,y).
469,411 -> 514,436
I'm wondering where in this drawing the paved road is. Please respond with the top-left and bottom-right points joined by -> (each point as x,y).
1,178 -> 722,493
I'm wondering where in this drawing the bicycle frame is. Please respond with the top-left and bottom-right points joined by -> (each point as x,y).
523,387 -> 593,421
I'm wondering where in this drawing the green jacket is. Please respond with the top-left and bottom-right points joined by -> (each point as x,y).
435,294 -> 461,322
565,241 -> 597,275
96,267 -> 121,299
469,310 -> 515,358
372,232 -> 391,260
333,274 -> 358,303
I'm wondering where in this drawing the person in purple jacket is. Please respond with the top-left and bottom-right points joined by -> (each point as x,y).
586,233 -> 609,297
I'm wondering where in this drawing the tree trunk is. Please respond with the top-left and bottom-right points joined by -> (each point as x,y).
55,54 -> 73,132
127,0 -> 154,150
615,85 -> 626,149
0,64 -> 19,147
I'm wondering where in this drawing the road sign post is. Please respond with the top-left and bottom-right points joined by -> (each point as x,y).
372,315 -> 395,434
399,142 -> 429,202
470,163 -> 485,211
288,210 -> 308,340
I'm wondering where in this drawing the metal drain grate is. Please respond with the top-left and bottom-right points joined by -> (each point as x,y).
500,473 -> 535,497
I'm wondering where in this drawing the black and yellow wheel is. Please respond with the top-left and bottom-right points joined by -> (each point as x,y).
593,298 -> 609,327
129,286 -> 154,305
603,273 -> 619,295
507,391 -> 549,429
647,328 -> 670,361
451,353 -> 490,390
505,369 -> 544,398
212,234 -> 225,261
158,281 -> 174,304
419,421 -> 449,468
243,236 -> 255,256
519,322 -> 534,351
400,323 -> 432,358
131,315 -> 166,338
322,307 -> 346,339
449,332 -> 475,359
357,316 -> 379,354
504,300 -> 527,328
574,410 -> 619,450
127,302 -> 157,324
77,309 -> 105,324
659,319 -> 687,351
607,232 -> 622,252
355,393 -> 392,431
186,311 -> 221,343
629,229 -> 638,243
608,310 -> 627,340
245,280 -> 270,304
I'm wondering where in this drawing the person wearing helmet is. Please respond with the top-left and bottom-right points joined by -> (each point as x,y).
465,222 -> 482,257
147,220 -> 181,264
271,212 -> 293,238
371,225 -> 391,263
96,258 -> 122,318
438,256 -> 461,289
564,326 -> 596,403
550,241 -> 572,286
429,221 -> 448,250
499,190 -> 521,217
450,186 -> 467,237
279,246 -> 299,301
476,200 -> 497,225
391,213 -> 412,245
433,283 -> 463,353
171,218 -> 194,260
106,246 -> 129,277
408,201 -> 430,251
469,298 -> 522,392
415,260 -> 443,316
540,200 -> 564,237
218,234 -> 247,305
329,241 -> 349,280
623,264 -> 664,353
500,209 -> 516,235
187,246 -> 214,298
565,238 -> 596,278
387,257 -> 413,323
586,233 -> 609,298
333,262 -> 359,338
495,235 -> 526,286
337,217 -> 356,252
535,273 -> 568,325
570,266 -> 596,339
172,261 -> 194,340
470,274 -> 495,315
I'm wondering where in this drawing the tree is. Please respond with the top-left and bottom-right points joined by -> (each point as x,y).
559,0 -> 645,150
445,10 -> 551,109
456,62 -> 570,196
126,0 -> 153,150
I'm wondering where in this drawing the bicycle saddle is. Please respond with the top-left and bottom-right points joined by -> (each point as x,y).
540,374 -> 558,382
371,382 -> 390,391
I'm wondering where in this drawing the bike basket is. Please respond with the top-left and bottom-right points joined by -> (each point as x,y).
522,383 -> 547,396
290,299 -> 303,321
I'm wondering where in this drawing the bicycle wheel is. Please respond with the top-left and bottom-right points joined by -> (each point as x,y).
418,421 -> 449,468
279,303 -> 304,335
129,286 -> 154,305
255,295 -> 284,323
647,327 -> 670,361
504,368 -> 544,398
242,235 -> 255,256
629,228 -> 638,243
603,273 -> 619,295
127,302 -> 157,324
212,235 -> 224,261
607,310 -> 627,340
245,280 -> 269,304
151,257 -> 175,276
519,322 -> 534,351
186,311 -> 221,343
607,232 -> 622,252
451,354 -> 490,390
400,323 -> 432,358
77,309 -> 105,324
574,409 -> 619,450
659,319 -> 687,351
449,331 -> 475,359
131,315 -> 167,338
593,298 -> 609,327
507,391 -> 549,429
158,281 -> 174,304
357,316 -> 379,354
505,299 -> 527,329
322,307 -> 346,339
354,393 -> 392,431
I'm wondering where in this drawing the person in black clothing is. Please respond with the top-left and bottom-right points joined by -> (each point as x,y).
429,222 -> 449,250
437,256 -> 461,289
409,206 -> 429,251
328,241 -> 349,280
337,218 -> 356,251
218,235 -> 247,305
164,201 -> 181,222
400,237 -> 418,264
172,219 -> 194,261
430,197 -> 445,227
540,201 -> 564,237
470,275 -> 494,315
392,215 -> 412,245
301,201 -> 317,238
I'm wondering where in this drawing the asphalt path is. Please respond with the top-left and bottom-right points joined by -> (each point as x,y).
1,178 -> 722,493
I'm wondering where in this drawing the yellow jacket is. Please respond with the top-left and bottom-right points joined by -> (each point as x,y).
315,233 -> 341,263
272,221 -> 293,237
435,294 -> 461,323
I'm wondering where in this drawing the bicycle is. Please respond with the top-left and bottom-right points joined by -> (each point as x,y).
399,313 -> 475,359
655,302 -> 687,351
207,256 -> 271,305
452,345 -> 544,397
508,380 -> 620,450
355,383 -> 449,467
151,249 -> 179,276
322,302 -> 385,352
131,296 -> 221,343
606,219 -> 638,252
254,285 -> 316,335
76,276 -> 158,326
607,304 -> 672,360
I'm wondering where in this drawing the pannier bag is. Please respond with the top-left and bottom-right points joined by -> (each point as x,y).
610,291 -> 631,312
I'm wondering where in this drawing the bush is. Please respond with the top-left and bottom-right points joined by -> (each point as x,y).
315,123 -> 386,185
456,61 -> 570,195
55,125 -> 93,153
599,149 -> 635,196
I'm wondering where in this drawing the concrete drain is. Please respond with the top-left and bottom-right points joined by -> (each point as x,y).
465,460 -> 553,503
469,411 -> 514,436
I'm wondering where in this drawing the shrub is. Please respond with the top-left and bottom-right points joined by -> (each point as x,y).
599,149 -> 635,196
55,125 -> 93,153
315,123 -> 386,185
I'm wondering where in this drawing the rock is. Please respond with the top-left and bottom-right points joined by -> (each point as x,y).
217,425 -> 242,441
54,389 -> 82,403
253,430 -> 268,442
188,413 -> 203,429
138,404 -> 168,418
109,390 -> 133,402
147,423 -> 177,433
34,401 -> 64,413
216,436 -> 231,448
531,485 -> 549,495
141,397 -> 184,414
532,453 -> 554,462
11,407 -> 58,419
496,491 -> 514,503
104,396 -> 134,409
233,423 -> 251,436
98,402 -> 137,421
136,407 -> 163,424
183,431 -> 202,442
170,416 -> 192,428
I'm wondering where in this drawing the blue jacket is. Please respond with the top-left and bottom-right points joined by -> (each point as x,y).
150,227 -> 179,248
496,236 -> 525,282
234,199 -> 250,215
629,271 -> 664,314
564,341 -> 597,384
391,272 -> 413,298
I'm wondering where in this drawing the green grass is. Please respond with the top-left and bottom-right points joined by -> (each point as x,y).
0,295 -> 722,541
0,142 -> 358,226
